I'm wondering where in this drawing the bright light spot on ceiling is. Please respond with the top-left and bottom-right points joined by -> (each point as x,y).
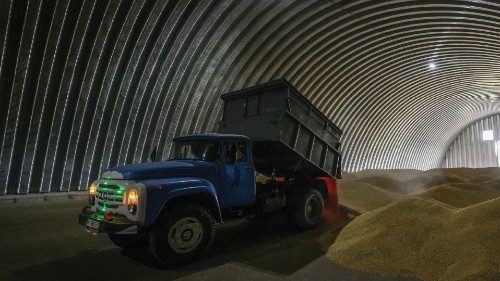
483,130 -> 494,141
428,62 -> 436,70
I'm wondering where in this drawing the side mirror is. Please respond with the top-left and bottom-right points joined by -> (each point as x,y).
150,146 -> 157,162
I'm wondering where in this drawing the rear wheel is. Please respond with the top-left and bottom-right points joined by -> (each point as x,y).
292,189 -> 324,230
108,232 -> 148,248
150,203 -> 216,266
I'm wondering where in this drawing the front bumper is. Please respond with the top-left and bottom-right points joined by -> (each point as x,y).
78,207 -> 137,234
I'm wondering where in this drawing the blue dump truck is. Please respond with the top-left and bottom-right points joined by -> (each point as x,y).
78,79 -> 342,266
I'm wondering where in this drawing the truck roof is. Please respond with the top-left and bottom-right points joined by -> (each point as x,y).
173,133 -> 251,142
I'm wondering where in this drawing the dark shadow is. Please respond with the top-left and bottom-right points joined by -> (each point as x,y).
13,214 -> 348,280
125,212 -> 348,274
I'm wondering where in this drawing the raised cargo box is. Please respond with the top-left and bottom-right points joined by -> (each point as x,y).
218,79 -> 342,179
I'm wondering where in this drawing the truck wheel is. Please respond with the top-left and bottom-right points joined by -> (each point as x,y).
292,189 -> 324,230
108,232 -> 148,248
150,203 -> 216,266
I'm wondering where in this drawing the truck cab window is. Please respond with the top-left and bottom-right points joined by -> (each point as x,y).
170,141 -> 221,162
225,141 -> 247,164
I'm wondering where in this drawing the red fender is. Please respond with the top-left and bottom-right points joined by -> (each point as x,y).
317,176 -> 340,220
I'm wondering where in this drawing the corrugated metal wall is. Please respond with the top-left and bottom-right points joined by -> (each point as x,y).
442,114 -> 500,168
1,0 -> 500,194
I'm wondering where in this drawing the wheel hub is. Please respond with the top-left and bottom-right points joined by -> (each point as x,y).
305,197 -> 320,222
168,217 -> 204,254
181,229 -> 194,241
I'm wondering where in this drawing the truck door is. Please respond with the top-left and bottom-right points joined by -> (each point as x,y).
219,140 -> 255,208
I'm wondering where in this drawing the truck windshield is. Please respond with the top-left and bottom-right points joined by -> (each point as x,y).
170,140 -> 221,162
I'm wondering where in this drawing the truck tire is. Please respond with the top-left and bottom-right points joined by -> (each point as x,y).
292,189 -> 324,230
150,203 -> 216,266
108,232 -> 148,248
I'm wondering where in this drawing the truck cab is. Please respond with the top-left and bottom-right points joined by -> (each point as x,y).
79,134 -> 255,231
170,134 -> 256,209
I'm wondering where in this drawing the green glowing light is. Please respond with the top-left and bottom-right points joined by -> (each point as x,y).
117,190 -> 123,195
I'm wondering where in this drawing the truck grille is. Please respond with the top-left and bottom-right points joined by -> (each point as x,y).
96,183 -> 124,211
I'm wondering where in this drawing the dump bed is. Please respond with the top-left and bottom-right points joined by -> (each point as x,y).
218,79 -> 342,179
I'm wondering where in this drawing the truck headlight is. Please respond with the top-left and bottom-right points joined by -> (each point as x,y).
126,188 -> 138,214
88,183 -> 96,206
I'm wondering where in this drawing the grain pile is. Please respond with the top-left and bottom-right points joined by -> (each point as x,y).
335,180 -> 401,213
337,168 -> 498,213
329,167 -> 500,281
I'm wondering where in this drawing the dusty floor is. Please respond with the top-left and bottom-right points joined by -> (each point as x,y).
0,197 -> 384,281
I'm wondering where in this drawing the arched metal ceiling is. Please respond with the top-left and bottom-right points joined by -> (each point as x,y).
1,0 -> 500,194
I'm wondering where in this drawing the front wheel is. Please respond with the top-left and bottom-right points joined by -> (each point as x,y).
292,189 -> 324,230
150,203 -> 216,266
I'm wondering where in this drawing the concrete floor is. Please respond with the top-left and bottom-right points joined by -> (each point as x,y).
0,196 -> 413,281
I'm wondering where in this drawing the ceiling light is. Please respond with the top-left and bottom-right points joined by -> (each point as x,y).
428,62 -> 436,70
